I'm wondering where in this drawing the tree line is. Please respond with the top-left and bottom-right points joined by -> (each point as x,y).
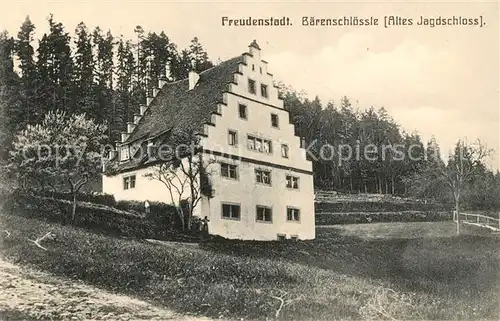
278,83 -> 499,209
0,14 -> 498,212
0,15 -> 214,158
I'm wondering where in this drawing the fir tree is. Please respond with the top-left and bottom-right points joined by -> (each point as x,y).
15,16 -> 37,125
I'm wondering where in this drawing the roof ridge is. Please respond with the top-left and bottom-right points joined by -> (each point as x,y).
120,54 -> 244,149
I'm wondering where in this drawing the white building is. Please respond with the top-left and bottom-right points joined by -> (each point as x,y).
103,41 -> 315,241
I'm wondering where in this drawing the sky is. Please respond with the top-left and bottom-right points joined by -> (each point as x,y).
1,0 -> 499,169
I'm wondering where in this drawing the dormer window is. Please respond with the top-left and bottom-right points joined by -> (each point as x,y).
248,79 -> 256,94
261,84 -> 268,98
120,146 -> 130,161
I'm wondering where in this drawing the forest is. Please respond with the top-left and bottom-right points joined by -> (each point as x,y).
0,15 -> 498,210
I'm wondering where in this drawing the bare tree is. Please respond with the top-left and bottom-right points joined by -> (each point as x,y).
144,128 -> 216,230
439,139 -> 491,235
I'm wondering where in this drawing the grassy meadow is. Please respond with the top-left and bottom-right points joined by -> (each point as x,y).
1,212 -> 499,321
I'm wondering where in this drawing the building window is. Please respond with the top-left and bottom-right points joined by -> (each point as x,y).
247,135 -> 272,154
228,130 -> 238,146
123,175 -> 136,190
256,206 -> 272,222
221,162 -> 238,179
248,79 -> 256,94
255,169 -> 271,185
286,175 -> 299,189
271,113 -> 279,128
281,144 -> 289,158
222,203 -> 241,220
261,84 -> 268,98
259,66 -> 262,74
287,207 -> 300,222
252,64 -> 255,71
239,104 -> 247,119
120,146 -> 130,161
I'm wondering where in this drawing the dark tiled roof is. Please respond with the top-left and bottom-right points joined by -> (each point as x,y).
105,55 -> 244,175
126,55 -> 243,143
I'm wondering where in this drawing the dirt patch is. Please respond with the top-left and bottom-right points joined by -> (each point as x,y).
0,257 -> 214,321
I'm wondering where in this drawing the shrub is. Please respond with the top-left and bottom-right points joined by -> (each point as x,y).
315,211 -> 452,225
0,191 -> 189,241
315,201 -> 451,213
32,189 -> 116,207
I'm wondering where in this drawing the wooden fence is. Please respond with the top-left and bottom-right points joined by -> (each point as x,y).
453,211 -> 500,231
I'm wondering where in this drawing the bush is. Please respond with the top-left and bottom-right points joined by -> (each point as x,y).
315,201 -> 451,213
32,189 -> 116,207
315,211 -> 452,225
0,191 -> 192,241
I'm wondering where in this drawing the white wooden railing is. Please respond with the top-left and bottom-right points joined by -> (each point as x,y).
453,211 -> 500,231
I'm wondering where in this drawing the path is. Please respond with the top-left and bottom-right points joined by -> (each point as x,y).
0,257 -> 214,321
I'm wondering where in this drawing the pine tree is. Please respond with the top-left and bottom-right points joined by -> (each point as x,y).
188,37 -> 213,73
74,22 -> 97,118
0,31 -> 22,159
171,49 -> 191,80
35,15 -> 75,115
113,37 -> 135,141
93,27 -> 115,139
15,16 -> 37,125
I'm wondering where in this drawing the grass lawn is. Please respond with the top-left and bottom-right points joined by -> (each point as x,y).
1,214 -> 499,321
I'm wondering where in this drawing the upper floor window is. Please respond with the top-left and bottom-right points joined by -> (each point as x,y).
252,64 -> 255,71
259,66 -> 262,74
228,130 -> 238,146
261,84 -> 268,98
256,206 -> 272,222
286,175 -> 299,189
221,162 -> 238,179
222,203 -> 241,220
247,135 -> 272,154
248,79 -> 256,94
255,169 -> 271,185
281,144 -> 289,158
239,103 -> 247,119
123,175 -> 136,190
120,146 -> 130,161
287,207 -> 300,222
271,113 -> 279,128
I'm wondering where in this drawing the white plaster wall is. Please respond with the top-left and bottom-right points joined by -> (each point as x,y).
103,158 -> 199,216
201,52 -> 312,172
200,154 -> 315,240
198,48 -> 315,240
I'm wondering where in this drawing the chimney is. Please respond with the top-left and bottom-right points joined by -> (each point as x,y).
127,122 -> 136,133
249,40 -> 261,59
108,149 -> 117,161
134,114 -> 142,124
158,77 -> 168,88
140,104 -> 148,115
189,71 -> 200,90
121,132 -> 129,143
